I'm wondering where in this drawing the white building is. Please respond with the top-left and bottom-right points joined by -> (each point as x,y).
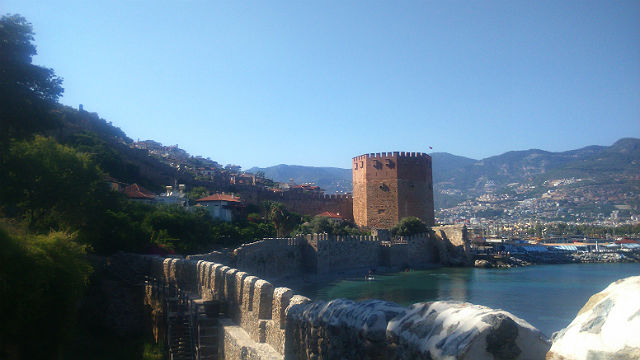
156,184 -> 187,206
195,193 -> 242,222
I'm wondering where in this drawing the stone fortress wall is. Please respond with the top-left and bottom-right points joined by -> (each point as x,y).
227,225 -> 472,281
120,248 -> 552,359
115,230 -> 638,359
239,188 -> 355,220
352,152 -> 434,228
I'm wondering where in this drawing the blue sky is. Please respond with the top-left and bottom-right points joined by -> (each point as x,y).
4,1 -> 640,169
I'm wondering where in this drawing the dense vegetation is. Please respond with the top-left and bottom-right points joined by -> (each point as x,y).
0,222 -> 92,359
0,14 -> 277,359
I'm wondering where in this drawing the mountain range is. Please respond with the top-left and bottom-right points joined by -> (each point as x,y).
249,138 -> 640,210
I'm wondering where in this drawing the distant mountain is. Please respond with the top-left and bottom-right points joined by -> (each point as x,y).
249,138 -> 640,210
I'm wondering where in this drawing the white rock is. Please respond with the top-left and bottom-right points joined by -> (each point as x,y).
547,276 -> 640,360
386,300 -> 550,360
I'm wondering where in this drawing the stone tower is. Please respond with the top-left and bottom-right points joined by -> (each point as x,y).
352,152 -> 434,228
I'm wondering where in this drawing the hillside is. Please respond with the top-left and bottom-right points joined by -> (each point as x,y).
52,106 -> 195,192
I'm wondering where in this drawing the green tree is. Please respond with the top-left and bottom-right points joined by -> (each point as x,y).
262,201 -> 301,237
391,217 -> 429,237
0,14 -> 64,142
0,225 -> 92,359
142,206 -> 216,253
291,215 -> 364,236
0,136 -> 110,232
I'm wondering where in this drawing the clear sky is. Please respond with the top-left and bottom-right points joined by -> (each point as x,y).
4,1 -> 640,169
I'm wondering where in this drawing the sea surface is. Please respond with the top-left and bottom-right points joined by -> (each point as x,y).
304,263 -> 640,337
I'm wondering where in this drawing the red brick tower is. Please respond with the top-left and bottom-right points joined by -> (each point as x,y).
352,152 -> 434,228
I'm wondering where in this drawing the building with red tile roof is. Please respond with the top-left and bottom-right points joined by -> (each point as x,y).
316,211 -> 346,221
196,193 -> 243,222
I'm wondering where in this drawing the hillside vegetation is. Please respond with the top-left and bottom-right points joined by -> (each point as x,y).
0,15 -> 279,359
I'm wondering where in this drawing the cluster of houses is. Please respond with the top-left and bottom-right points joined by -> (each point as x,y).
106,178 -> 345,224
106,177 -> 242,222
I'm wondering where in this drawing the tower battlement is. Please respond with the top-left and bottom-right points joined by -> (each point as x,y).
352,152 -> 430,162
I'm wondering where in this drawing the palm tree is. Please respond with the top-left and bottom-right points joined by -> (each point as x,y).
264,201 -> 289,237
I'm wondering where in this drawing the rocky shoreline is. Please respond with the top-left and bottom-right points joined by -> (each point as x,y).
475,250 -> 640,269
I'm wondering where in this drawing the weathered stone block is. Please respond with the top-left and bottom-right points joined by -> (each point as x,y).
235,272 -> 249,306
220,318 -> 283,360
242,276 -> 258,312
253,280 -> 274,320
215,265 -> 230,299
224,268 -> 239,305
547,276 -> 640,360
195,260 -> 205,290
272,287 -> 293,329
386,301 -> 550,360
284,298 -> 404,359
204,262 -> 216,290
265,287 -> 293,354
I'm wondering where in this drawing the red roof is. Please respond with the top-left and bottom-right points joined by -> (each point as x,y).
124,184 -> 155,199
196,194 -> 242,203
316,211 -> 344,220
615,239 -> 639,244
292,184 -> 320,190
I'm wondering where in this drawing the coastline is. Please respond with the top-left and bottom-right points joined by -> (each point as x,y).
475,250 -> 640,268
304,262 -> 640,337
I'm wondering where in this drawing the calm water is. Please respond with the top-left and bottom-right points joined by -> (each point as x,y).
306,263 -> 640,337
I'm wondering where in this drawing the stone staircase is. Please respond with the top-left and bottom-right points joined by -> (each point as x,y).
167,295 -> 195,360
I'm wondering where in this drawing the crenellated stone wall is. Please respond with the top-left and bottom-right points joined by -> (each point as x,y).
135,255 -> 293,358
231,238 -> 303,280
229,230 -> 461,281
117,253 -> 553,360
239,187 -> 354,221
305,233 -> 381,274
114,254 -> 639,359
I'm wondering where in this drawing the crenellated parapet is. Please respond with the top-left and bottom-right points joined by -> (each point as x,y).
352,151 -> 431,162
229,230 -> 462,278
121,247 -> 551,360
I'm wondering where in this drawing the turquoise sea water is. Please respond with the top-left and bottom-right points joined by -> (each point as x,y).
306,263 -> 640,337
